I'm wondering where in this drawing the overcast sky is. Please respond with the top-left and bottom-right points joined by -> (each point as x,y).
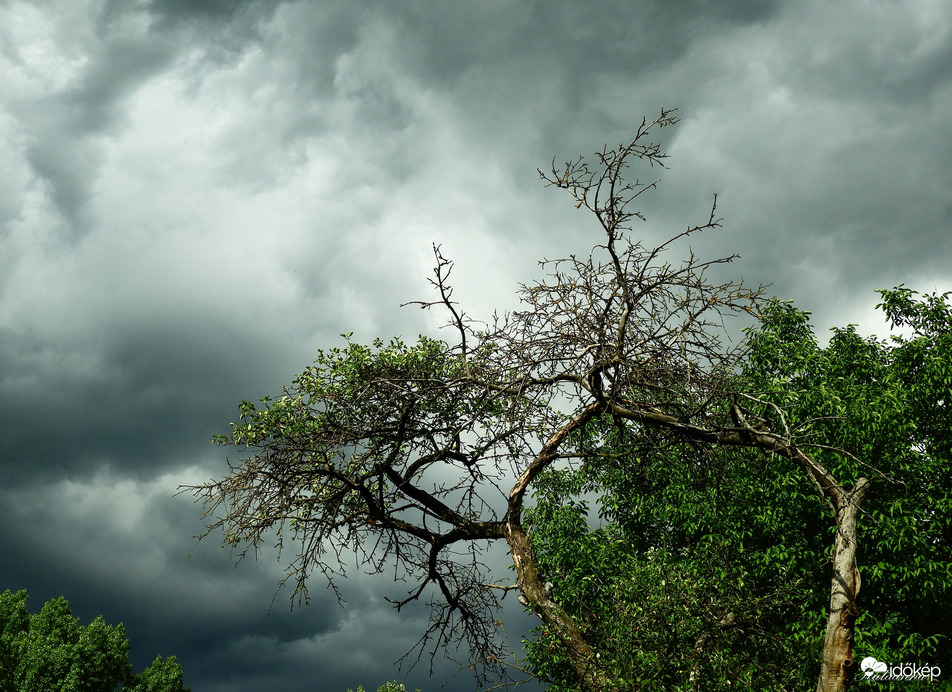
1,1 -> 950,690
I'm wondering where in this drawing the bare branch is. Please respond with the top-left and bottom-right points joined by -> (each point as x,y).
182,111 -> 868,691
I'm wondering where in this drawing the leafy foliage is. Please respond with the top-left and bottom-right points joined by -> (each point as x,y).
346,681 -> 421,692
523,289 -> 952,690
0,590 -> 189,692
183,111 -> 940,691
524,438 -> 821,689
745,293 -> 952,674
128,656 -> 190,692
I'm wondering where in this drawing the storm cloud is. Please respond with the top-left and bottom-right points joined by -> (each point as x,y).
1,1 -> 950,690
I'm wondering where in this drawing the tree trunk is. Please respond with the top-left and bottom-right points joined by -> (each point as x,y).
815,478 -> 870,692
501,404 -> 616,691
504,519 -> 615,692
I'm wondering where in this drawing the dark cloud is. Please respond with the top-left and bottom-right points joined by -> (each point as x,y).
1,0 -> 950,690
9,0 -> 279,240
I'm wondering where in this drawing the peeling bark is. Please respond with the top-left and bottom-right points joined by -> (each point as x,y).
816,478 -> 870,692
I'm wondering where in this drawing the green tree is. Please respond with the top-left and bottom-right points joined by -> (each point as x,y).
524,291 -> 951,690
0,589 -> 29,692
0,590 -> 189,692
346,682 -> 421,692
127,655 -> 190,692
743,293 -> 951,685
12,596 -> 130,692
523,445 -> 819,690
182,110 -> 931,691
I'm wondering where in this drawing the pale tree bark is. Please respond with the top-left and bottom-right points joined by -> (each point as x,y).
816,478 -> 871,692
717,407 -> 875,692
501,400 -> 876,692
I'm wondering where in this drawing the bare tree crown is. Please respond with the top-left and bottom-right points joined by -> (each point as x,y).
183,110 -> 866,689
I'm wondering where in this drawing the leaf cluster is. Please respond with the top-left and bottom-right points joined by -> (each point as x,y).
0,590 -> 188,692
523,440 -> 820,690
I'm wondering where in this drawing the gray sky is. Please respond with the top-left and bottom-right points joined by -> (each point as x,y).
1,1 -> 950,690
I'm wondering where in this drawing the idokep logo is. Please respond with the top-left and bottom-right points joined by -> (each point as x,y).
860,656 -> 942,683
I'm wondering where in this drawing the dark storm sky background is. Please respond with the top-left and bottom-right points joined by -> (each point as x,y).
1,1 -> 951,690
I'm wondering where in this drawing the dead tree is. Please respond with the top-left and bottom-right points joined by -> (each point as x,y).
182,110 -> 868,692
